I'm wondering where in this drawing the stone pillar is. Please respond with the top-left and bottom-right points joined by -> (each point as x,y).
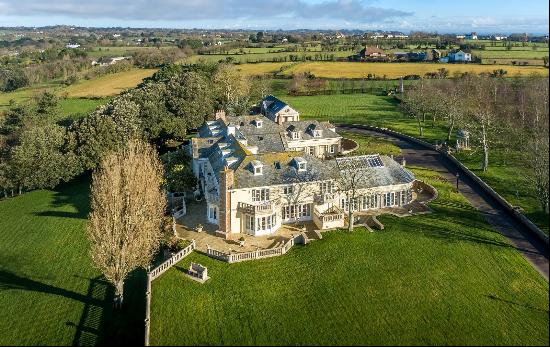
191,138 -> 200,159
219,167 -> 234,238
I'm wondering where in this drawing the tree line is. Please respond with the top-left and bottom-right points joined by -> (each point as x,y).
401,75 -> 549,212
0,62 -> 270,198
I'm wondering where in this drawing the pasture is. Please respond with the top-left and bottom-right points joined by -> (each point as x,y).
150,167 -> 549,345
62,68 -> 157,98
279,62 -> 549,79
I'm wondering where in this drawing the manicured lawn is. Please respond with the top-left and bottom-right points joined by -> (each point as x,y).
275,93 -> 450,141
150,166 -> 549,345
339,130 -> 401,157
0,177 -> 145,345
272,93 -> 548,232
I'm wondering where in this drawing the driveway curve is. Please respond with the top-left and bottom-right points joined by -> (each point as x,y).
338,124 -> 549,281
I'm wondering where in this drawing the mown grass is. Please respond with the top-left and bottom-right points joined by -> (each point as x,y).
0,177 -> 145,345
339,130 -> 401,157
150,167 -> 549,345
272,93 -> 548,232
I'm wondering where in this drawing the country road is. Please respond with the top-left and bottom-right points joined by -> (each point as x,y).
338,124 -> 549,281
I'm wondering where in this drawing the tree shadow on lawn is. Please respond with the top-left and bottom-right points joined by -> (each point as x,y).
0,267 -> 147,346
33,174 -> 91,220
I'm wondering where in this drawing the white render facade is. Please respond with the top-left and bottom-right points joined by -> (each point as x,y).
189,96 -> 416,237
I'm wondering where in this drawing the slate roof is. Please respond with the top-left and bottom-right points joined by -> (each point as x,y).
262,95 -> 289,114
336,155 -> 415,188
233,152 -> 339,189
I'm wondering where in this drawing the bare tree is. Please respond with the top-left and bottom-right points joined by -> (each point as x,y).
523,78 -> 549,212
401,81 -> 431,137
87,139 -> 166,308
461,76 -> 501,172
335,157 -> 369,231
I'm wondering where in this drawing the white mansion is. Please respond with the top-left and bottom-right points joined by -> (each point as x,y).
188,95 -> 416,237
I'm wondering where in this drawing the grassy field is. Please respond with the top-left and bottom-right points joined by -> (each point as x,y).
0,177 -> 146,345
62,68 -> 157,98
270,92 -> 548,232
0,81 -> 64,110
150,166 -> 549,345
86,46 -> 160,58
279,62 -> 549,79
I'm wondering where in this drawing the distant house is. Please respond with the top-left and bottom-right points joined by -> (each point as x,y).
92,56 -> 127,66
406,51 -> 428,62
448,50 -> 472,62
359,46 -> 387,59
66,43 -> 80,49
456,35 -> 465,39
432,49 -> 442,61
465,32 -> 478,40
492,35 -> 507,41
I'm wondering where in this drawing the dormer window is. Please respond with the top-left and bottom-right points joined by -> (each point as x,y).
313,130 -> 322,138
291,131 -> 300,139
293,157 -> 307,172
255,120 -> 263,128
251,160 -> 263,176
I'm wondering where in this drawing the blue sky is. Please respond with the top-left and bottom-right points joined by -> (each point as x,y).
0,0 -> 548,34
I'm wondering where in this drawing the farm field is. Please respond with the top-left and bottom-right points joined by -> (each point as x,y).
185,49 -> 354,64
86,46 -> 161,58
62,68 -> 157,98
150,166 -> 549,345
0,177 -> 146,345
1,68 -> 155,112
279,62 -> 549,79
473,48 -> 549,60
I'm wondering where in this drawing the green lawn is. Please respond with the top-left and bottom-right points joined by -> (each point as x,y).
271,92 -> 548,233
57,97 -> 108,120
150,166 -> 549,345
275,93 -> 449,141
0,176 -> 145,345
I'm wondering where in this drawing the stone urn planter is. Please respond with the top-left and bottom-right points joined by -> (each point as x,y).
196,224 -> 203,233
239,237 -> 245,247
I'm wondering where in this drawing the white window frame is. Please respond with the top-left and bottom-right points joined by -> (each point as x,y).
283,185 -> 294,195
252,188 -> 270,202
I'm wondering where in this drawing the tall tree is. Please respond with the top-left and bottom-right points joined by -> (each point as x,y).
166,71 -> 214,130
87,140 -> 166,308
213,63 -> 251,115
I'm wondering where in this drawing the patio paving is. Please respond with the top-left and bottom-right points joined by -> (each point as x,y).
175,185 -> 435,254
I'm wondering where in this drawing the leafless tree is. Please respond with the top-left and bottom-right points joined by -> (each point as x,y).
335,157 -> 370,231
87,139 -> 166,308
461,75 -> 501,172
523,78 -> 549,212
